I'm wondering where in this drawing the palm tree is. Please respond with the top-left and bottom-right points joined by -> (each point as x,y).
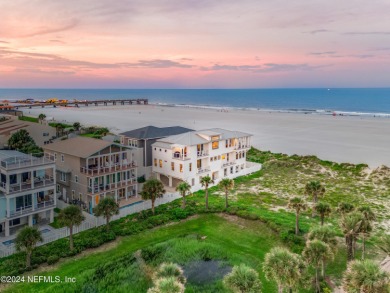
73,122 -> 81,131
308,226 -> 338,278
55,124 -> 65,137
358,206 -> 376,260
38,113 -> 46,124
263,247 -> 306,293
175,182 -> 191,209
223,264 -> 262,293
141,178 -> 166,215
314,202 -> 331,226
340,211 -> 364,261
288,196 -> 307,235
218,178 -> 234,209
200,175 -> 214,211
93,197 -> 119,231
343,259 -> 390,293
305,181 -> 325,217
302,239 -> 334,293
377,234 -> 390,256
58,205 -> 85,250
15,226 -> 43,268
337,202 -> 355,217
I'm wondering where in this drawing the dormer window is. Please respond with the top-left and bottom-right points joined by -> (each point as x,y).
211,135 -> 219,141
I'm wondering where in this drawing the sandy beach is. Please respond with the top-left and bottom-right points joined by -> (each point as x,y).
25,104 -> 390,167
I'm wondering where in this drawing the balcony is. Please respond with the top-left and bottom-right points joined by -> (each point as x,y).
1,176 -> 55,194
234,145 -> 251,150
80,161 -> 137,176
197,151 -> 209,158
7,200 -> 55,220
87,178 -> 137,194
222,161 -> 236,167
172,152 -> 190,160
197,167 -> 211,174
0,153 -> 54,170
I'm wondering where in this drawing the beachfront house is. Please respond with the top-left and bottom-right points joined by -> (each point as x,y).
0,150 -> 56,237
152,128 -> 254,191
43,136 -> 138,214
119,126 -> 193,180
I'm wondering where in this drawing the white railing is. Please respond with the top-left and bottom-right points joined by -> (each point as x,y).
0,192 -> 181,258
0,153 -> 54,170
7,200 -> 55,219
197,151 -> 209,157
197,167 -> 211,174
80,161 -> 137,176
1,176 -> 55,194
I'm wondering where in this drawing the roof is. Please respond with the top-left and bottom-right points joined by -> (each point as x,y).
43,136 -> 114,158
120,126 -> 193,140
154,128 -> 252,147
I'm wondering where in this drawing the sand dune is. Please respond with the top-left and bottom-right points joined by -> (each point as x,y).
24,104 -> 390,167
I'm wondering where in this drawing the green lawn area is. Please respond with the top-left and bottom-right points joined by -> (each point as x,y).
5,214 -> 284,293
18,116 -> 39,123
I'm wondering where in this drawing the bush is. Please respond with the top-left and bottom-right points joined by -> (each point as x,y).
47,255 -> 60,265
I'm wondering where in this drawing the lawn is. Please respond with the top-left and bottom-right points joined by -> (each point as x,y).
4,214 -> 284,293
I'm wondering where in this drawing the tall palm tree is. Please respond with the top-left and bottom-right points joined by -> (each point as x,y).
302,239 -> 334,293
223,264 -> 262,293
337,202 -> 355,217
340,211 -> 364,261
263,247 -> 306,293
93,197 -> 119,231
141,178 -> 166,215
200,175 -> 214,211
38,113 -> 46,124
314,202 -> 332,226
58,205 -> 85,250
343,259 -> 390,293
305,181 -> 325,217
15,226 -> 43,268
218,178 -> 234,209
288,196 -> 307,235
377,234 -> 390,256
358,206 -> 376,260
176,181 -> 191,209
308,226 -> 338,278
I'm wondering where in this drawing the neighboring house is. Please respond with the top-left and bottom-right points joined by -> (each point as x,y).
0,150 -> 56,237
152,128 -> 254,191
43,136 -> 138,214
119,126 -> 193,180
0,115 -> 56,148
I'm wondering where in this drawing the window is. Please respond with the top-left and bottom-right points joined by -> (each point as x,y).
225,140 -> 228,147
171,162 -> 175,171
214,156 -> 217,161
189,163 -> 192,172
54,153 -> 57,161
236,153 -> 239,159
180,164 -> 183,173
56,184 -> 60,192
211,135 -> 219,141
154,148 -> 156,150
159,159 -> 163,168
222,154 -> 226,160
210,157 -> 213,162
61,154 -> 64,162
212,141 -> 219,149
192,178 -> 195,186
218,155 -> 221,160
154,159 -> 157,167
75,175 -> 78,183
60,172 -> 67,182
79,193 -> 83,200
71,190 -> 75,199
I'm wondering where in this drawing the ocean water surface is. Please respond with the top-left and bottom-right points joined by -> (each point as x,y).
0,88 -> 389,116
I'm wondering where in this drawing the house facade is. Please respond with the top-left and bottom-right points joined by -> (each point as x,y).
152,128 -> 252,191
43,136 -> 138,214
0,151 -> 56,237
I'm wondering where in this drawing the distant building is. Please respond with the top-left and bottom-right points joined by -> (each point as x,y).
0,115 -> 56,148
152,128 -> 254,190
119,126 -> 193,180
43,136 -> 138,214
0,150 -> 56,237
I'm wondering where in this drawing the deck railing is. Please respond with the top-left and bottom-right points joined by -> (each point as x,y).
80,162 -> 137,176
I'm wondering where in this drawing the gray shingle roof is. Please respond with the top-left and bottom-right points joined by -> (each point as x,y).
120,126 -> 193,140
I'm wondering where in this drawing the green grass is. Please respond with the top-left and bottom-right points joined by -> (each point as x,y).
18,116 -> 39,123
4,215 -> 284,293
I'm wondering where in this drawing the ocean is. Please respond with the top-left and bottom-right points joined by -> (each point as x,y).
0,88 -> 389,117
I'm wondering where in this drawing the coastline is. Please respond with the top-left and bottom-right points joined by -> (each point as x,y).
22,104 -> 390,167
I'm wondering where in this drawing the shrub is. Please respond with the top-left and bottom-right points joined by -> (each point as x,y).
47,255 -> 60,265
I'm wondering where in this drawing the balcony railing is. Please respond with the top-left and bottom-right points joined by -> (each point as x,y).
0,153 -> 55,170
172,153 -> 190,160
222,161 -> 236,167
234,145 -> 251,150
197,151 -> 209,157
80,161 -> 137,176
1,176 -> 55,194
87,178 -> 137,194
7,200 -> 55,219
197,167 -> 211,174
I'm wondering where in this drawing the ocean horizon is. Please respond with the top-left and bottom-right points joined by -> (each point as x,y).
0,88 -> 389,117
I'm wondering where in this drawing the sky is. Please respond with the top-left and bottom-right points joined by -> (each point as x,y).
0,0 -> 390,88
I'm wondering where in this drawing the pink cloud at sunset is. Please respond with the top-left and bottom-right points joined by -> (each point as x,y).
0,0 -> 390,88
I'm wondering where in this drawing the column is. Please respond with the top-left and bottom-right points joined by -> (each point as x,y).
115,189 -> 118,202
168,176 -> 173,187
49,209 -> 54,223
28,215 -> 33,226
5,220 -> 9,237
31,171 -> 34,189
